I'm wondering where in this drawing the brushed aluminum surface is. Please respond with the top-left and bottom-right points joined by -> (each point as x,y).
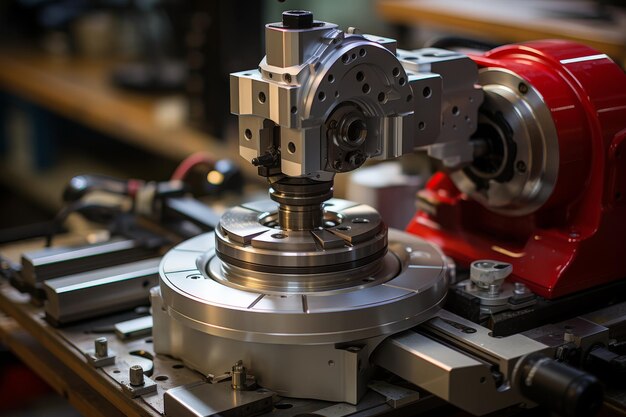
159,228 -> 447,345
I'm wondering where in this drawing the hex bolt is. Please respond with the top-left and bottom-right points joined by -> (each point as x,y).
129,365 -> 145,387
94,337 -> 108,358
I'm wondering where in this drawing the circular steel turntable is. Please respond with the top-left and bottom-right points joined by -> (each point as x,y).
154,199 -> 449,402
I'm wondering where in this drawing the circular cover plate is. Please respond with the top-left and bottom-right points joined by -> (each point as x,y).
159,229 -> 448,345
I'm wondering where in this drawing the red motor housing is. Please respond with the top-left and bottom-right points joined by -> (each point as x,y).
407,41 -> 626,299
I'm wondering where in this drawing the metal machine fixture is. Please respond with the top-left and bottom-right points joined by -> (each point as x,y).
408,42 -> 626,299
2,9 -> 625,417
150,10 -> 620,415
153,9 -> 486,404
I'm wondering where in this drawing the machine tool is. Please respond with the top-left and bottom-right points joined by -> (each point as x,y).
1,9 -> 626,417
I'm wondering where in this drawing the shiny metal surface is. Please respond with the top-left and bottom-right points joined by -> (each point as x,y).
470,259 -> 512,289
215,199 -> 387,273
114,316 -> 153,340
270,179 -> 333,231
451,68 -> 559,216
209,252 -> 398,294
374,310 -> 549,415
43,258 -> 160,324
21,238 -> 156,285
158,228 -> 448,345
151,300 -> 377,404
156,190 -> 447,403
455,279 -> 536,313
231,21 -> 415,180
398,48 -> 483,168
164,381 -> 273,417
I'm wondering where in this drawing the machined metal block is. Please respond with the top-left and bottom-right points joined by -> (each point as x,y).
164,381 -> 273,417
21,238 -> 157,286
44,258 -> 161,325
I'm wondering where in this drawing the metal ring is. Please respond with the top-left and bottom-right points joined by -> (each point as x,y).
159,229 -> 449,345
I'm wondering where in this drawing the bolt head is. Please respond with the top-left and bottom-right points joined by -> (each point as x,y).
282,10 -> 314,29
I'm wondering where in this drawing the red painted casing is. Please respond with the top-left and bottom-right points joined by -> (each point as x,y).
407,41 -> 626,299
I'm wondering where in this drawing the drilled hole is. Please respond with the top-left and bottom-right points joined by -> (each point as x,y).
359,48 -> 366,57
244,129 -> 252,139
288,142 -> 296,154
418,121 -> 425,130
318,91 -> 326,101
258,92 -> 266,103
356,71 -> 364,81
423,87 -> 432,98
518,83 -> 529,94
398,77 -> 406,86
392,67 -> 400,77
328,74 -> 335,83
362,83 -> 371,94
155,375 -> 169,381
291,106 -> 298,114
351,218 -> 370,223
377,92 -> 386,102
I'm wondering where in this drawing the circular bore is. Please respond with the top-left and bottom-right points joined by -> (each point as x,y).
468,114 -> 511,181
340,115 -> 367,148
450,68 -> 559,216
159,228 -> 448,345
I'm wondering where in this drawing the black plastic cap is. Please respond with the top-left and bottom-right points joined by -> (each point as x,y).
282,10 -> 314,29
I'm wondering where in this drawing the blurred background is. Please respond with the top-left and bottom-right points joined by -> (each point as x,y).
0,0 -> 624,415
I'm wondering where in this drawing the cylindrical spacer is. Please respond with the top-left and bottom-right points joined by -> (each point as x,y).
129,365 -> 145,387
94,337 -> 108,358
231,360 -> 247,390
270,179 -> 333,231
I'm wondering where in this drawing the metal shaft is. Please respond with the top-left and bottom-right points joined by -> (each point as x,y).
269,179 -> 333,231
